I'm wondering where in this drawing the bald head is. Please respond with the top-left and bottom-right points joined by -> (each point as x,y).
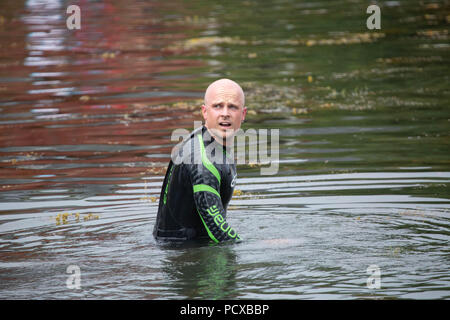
201,78 -> 247,144
204,78 -> 245,107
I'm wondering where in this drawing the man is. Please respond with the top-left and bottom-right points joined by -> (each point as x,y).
153,79 -> 247,243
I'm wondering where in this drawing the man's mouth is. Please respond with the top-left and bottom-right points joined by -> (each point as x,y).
219,122 -> 232,128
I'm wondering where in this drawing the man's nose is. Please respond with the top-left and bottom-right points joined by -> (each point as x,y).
220,106 -> 231,117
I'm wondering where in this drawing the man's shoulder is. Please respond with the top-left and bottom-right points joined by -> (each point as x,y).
171,126 -> 204,165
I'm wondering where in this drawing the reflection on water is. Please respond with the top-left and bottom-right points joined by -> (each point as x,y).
161,244 -> 238,299
0,0 -> 449,299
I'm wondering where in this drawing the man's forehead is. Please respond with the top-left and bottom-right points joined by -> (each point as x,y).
208,95 -> 244,107
205,83 -> 244,106
209,97 -> 243,106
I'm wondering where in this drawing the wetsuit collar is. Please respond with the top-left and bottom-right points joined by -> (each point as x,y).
201,125 -> 234,163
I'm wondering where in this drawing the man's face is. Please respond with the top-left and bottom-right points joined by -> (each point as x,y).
202,83 -> 247,144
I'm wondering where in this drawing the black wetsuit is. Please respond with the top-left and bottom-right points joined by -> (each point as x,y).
153,125 -> 241,243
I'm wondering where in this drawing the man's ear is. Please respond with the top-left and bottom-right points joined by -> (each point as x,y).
242,106 -> 247,122
201,104 -> 207,121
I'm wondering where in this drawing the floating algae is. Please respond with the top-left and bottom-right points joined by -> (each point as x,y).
166,32 -> 386,52
55,212 -> 99,225
166,36 -> 247,51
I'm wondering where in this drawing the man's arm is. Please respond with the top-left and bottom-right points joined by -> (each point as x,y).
192,181 -> 241,243
189,136 -> 241,243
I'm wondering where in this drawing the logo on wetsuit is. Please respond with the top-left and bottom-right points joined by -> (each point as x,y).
231,173 -> 237,188
206,205 -> 240,239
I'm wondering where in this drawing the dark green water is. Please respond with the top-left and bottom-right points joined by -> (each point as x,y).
0,0 -> 449,299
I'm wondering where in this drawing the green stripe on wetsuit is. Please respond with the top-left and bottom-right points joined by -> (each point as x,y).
195,134 -> 223,243
197,210 -> 219,243
163,165 -> 173,204
193,184 -> 220,198
197,134 -> 221,184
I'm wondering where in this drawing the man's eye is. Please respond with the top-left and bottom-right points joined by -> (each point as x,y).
214,104 -> 221,108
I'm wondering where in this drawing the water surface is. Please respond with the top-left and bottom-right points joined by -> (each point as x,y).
0,0 -> 449,299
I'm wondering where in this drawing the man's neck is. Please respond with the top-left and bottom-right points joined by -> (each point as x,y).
203,126 -> 235,163
204,126 -> 231,146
